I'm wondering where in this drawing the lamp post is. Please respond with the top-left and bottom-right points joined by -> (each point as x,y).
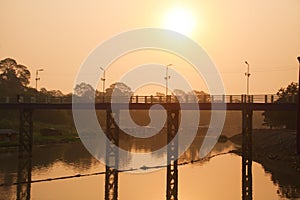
35,69 -> 44,92
297,56 -> 300,154
165,64 -> 172,98
100,67 -> 106,102
245,61 -> 250,96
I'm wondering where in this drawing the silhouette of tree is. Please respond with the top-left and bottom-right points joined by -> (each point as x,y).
0,58 -> 30,96
105,82 -> 133,102
106,82 -> 133,97
263,82 -> 298,129
186,90 -> 210,103
40,88 -> 64,97
73,82 -> 95,101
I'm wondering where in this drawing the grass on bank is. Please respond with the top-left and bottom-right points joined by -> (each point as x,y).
0,121 -> 79,148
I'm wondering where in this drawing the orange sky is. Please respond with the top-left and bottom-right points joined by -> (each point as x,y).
1,0 -> 299,95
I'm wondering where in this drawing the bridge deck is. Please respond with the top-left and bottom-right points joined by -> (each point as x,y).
0,102 -> 296,111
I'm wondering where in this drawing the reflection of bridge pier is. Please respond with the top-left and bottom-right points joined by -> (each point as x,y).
166,109 -> 179,200
105,109 -> 119,200
17,109 -> 33,200
242,108 -> 253,200
103,108 -> 180,200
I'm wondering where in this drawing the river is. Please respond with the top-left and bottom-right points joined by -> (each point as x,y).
0,140 -> 292,200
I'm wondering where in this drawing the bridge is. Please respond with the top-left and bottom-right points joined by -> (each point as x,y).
0,94 -> 299,200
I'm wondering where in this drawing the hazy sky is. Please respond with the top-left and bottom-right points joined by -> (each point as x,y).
1,0 -> 299,95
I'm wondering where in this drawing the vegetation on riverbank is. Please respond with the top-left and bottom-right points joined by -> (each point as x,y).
230,129 -> 300,198
0,121 -> 79,149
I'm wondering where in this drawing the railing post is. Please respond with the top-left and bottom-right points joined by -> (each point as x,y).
166,95 -> 170,103
145,96 -> 147,104
136,95 -> 138,103
292,95 -> 295,103
230,95 -> 233,103
241,95 -> 244,103
265,95 -> 268,103
271,95 -> 274,103
150,95 -> 153,103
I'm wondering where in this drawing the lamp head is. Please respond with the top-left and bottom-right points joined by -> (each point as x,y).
297,56 -> 300,63
245,61 -> 248,65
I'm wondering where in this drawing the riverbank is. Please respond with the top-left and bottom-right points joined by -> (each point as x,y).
230,129 -> 300,198
0,134 -> 79,153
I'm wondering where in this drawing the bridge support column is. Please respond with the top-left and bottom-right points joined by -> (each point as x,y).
242,109 -> 253,200
166,109 -> 179,200
17,109 -> 33,200
105,109 -> 119,200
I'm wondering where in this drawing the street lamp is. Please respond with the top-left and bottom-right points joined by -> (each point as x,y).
244,61 -> 250,96
100,67 -> 106,102
165,64 -> 172,97
35,69 -> 44,92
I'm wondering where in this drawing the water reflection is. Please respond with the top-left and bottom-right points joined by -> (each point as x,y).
16,153 -> 32,200
0,137 -> 299,199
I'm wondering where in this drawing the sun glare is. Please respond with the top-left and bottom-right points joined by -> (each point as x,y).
164,7 -> 196,36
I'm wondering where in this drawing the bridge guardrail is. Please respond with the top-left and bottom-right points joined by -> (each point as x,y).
0,94 -> 297,104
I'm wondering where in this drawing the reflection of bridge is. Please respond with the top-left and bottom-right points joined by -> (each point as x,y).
0,94 -> 298,200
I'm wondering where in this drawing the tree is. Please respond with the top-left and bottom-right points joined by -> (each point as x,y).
40,88 -> 64,97
262,82 -> 298,129
172,89 -> 186,102
106,82 -> 133,97
187,90 -> 210,103
104,82 -> 133,103
73,82 -> 95,100
0,58 -> 31,96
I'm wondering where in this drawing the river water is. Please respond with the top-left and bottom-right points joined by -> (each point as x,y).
0,140 -> 292,200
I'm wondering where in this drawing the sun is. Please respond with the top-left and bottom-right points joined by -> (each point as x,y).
163,7 -> 196,36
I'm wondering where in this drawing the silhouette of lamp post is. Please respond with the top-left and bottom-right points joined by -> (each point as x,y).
244,61 -> 250,96
100,67 -> 106,102
35,68 -> 44,94
297,56 -> 300,154
165,64 -> 172,101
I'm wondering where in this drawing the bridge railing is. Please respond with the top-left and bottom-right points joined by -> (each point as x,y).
0,94 -> 297,104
